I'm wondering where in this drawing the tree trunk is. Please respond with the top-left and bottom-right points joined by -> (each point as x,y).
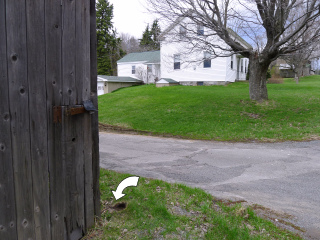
294,72 -> 300,84
295,64 -> 303,84
248,55 -> 269,101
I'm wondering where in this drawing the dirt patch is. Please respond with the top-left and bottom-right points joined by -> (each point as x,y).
249,204 -> 308,239
99,123 -> 320,143
212,199 -> 307,239
99,123 -> 187,139
240,112 -> 263,119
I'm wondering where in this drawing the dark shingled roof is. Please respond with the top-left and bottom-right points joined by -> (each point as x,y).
98,76 -> 143,83
117,51 -> 160,64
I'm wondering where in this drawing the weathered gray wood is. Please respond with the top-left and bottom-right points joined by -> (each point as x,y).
76,0 -> 95,229
2,1 -> 99,239
62,0 -> 76,106
62,0 -> 85,237
6,0 -> 35,239
0,1 -> 17,239
26,1 -> 51,239
45,1 -> 67,239
90,0 -> 101,218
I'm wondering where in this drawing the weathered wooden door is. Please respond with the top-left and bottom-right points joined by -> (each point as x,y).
0,0 -> 100,239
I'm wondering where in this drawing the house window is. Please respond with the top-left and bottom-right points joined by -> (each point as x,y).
132,65 -> 135,74
231,55 -> 233,69
245,60 -> 247,73
241,59 -> 243,72
147,64 -> 152,73
174,54 -> 180,70
197,25 -> 204,35
203,51 -> 211,68
179,25 -> 186,39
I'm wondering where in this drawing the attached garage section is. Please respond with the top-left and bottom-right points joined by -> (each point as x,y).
97,76 -> 143,95
97,81 -> 105,96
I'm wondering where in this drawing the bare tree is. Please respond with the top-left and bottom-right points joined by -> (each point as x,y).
120,33 -> 142,53
312,57 -> 320,74
147,0 -> 320,101
135,66 -> 158,84
135,66 -> 147,82
281,3 -> 320,83
283,43 -> 320,83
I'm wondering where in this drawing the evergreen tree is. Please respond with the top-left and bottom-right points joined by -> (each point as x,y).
150,19 -> 161,50
140,20 -> 161,51
96,0 -> 124,75
139,25 -> 153,50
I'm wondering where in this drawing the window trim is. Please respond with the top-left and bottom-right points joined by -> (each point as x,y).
203,51 -> 211,68
179,25 -> 187,39
174,54 -> 181,70
245,59 -> 247,73
231,55 -> 233,69
197,25 -> 204,36
241,59 -> 243,73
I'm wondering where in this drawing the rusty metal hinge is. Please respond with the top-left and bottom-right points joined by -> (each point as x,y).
53,100 -> 97,123
53,106 -> 63,123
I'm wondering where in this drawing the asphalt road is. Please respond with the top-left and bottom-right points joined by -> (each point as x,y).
99,132 -> 320,239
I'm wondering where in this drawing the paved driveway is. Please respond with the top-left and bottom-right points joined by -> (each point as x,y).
99,132 -> 320,239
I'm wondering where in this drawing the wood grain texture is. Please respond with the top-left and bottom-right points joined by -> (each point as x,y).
76,0 -> 95,229
6,0 -> 35,238
45,0 -> 67,239
90,0 -> 101,218
1,1 -> 98,238
26,1 -> 51,239
62,0 -> 85,237
0,0 -> 17,239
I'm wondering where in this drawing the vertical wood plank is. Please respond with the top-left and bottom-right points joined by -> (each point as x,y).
76,0 -> 95,229
90,0 -> 101,218
62,0 -> 85,237
26,0 -> 51,239
0,0 -> 18,239
6,0 -> 35,239
62,0 -> 76,106
74,0 -> 86,232
45,0 -> 67,239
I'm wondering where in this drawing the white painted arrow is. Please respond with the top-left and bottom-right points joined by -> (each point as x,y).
112,176 -> 140,200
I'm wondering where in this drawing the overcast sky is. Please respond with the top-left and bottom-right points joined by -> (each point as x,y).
108,0 -> 156,39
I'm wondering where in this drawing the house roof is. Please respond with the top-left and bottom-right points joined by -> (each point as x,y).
98,76 -> 143,83
227,28 -> 252,49
117,51 -> 160,64
159,16 -> 185,39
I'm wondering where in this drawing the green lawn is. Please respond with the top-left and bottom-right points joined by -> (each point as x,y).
98,76 -> 320,141
84,169 -> 302,239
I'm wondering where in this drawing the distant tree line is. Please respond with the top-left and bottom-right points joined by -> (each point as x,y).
120,20 -> 161,54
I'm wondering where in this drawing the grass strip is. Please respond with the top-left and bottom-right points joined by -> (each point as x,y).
98,76 -> 320,141
84,169 -> 302,239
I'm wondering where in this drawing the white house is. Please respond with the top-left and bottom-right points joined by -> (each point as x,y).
117,51 -> 161,84
160,17 -> 250,85
116,18 -> 251,86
